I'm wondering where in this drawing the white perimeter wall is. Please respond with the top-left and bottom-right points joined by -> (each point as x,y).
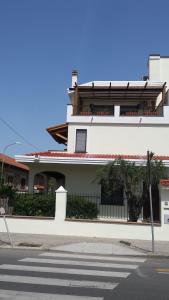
0,217 -> 164,240
1,186 -> 169,241
68,123 -> 169,155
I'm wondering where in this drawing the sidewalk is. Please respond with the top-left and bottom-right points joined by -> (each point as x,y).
0,232 -> 169,257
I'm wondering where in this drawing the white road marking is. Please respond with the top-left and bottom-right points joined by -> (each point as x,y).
0,289 -> 104,299
40,252 -> 146,263
0,264 -> 130,278
19,257 -> 138,269
0,274 -> 118,290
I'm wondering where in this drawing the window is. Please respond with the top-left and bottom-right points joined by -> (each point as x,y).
75,129 -> 87,152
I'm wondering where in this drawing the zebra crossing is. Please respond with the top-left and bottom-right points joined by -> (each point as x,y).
0,249 -> 146,299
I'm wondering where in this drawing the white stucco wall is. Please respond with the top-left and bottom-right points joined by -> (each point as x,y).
67,123 -> 169,155
67,103 -> 169,155
65,164 -> 100,193
0,217 -> 162,240
149,55 -> 169,89
160,58 -> 169,89
28,163 -> 101,194
149,55 -> 161,82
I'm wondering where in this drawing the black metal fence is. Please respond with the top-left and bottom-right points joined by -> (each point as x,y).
1,191 -> 143,221
67,193 -> 129,220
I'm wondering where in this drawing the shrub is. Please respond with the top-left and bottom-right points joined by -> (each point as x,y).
13,193 -> 55,217
0,184 -> 16,207
66,195 -> 98,219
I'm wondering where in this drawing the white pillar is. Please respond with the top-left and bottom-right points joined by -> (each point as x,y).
28,170 -> 35,193
72,70 -> 78,87
114,105 -> 120,117
55,186 -> 67,222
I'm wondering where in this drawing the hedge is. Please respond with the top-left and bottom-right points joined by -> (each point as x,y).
12,193 -> 98,219
13,193 -> 55,217
66,195 -> 98,219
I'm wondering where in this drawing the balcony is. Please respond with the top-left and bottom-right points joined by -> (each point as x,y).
67,104 -> 169,125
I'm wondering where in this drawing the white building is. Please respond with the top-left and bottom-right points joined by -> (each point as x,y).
16,54 -> 169,220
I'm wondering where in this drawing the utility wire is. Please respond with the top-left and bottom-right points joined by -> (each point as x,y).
0,116 -> 41,151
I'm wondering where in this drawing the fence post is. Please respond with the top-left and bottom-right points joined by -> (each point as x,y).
55,186 -> 67,222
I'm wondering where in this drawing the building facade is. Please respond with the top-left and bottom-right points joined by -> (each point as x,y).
16,55 -> 169,199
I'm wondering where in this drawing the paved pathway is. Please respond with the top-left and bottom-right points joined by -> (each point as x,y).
50,242 -> 145,256
0,232 -> 169,256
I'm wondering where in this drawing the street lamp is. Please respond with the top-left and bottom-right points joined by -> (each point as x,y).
0,142 -> 22,184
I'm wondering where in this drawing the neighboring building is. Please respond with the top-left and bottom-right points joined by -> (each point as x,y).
16,54 -> 169,219
0,153 -> 29,191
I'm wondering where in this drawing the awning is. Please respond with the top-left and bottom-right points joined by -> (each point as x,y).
46,123 -> 68,145
69,81 -> 166,102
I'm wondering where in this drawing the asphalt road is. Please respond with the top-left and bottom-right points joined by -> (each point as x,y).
0,248 -> 168,300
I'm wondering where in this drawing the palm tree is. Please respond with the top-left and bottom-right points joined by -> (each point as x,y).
97,158 -> 167,222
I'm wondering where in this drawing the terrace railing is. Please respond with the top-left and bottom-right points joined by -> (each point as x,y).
72,105 -> 114,116
120,107 -> 163,117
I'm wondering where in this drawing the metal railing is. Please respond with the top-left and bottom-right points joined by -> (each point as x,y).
67,193 -> 129,221
120,107 -> 163,117
72,105 -> 114,116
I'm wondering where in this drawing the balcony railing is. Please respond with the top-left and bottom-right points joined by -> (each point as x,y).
69,104 -> 164,118
78,111 -> 113,116
72,104 -> 114,116
120,110 -> 163,117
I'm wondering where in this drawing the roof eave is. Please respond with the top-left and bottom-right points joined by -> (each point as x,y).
15,154 -> 169,167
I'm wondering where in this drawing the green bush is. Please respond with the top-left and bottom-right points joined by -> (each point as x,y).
66,196 -> 98,219
13,194 -> 55,217
0,184 -> 16,206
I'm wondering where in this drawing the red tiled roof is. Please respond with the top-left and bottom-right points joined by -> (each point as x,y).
26,151 -> 169,161
0,154 -> 29,171
160,179 -> 169,186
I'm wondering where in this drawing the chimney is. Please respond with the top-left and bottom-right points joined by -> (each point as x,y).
72,70 -> 78,87
148,54 -> 160,81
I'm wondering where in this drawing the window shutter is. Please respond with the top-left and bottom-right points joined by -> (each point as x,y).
75,129 -> 87,152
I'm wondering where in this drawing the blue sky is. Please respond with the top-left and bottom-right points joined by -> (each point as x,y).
0,0 -> 169,157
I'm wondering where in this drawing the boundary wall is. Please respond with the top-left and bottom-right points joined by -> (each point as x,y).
0,186 -> 169,241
